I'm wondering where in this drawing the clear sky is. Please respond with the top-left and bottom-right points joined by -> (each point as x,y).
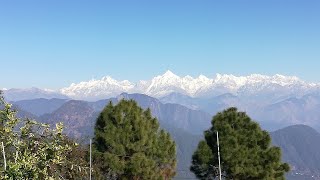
0,0 -> 319,89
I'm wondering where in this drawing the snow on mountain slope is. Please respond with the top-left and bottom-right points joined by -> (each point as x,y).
60,76 -> 134,100
59,70 -> 320,100
142,70 -> 213,97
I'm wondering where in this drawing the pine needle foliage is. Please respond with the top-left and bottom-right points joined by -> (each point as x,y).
92,99 -> 176,180
191,107 -> 290,180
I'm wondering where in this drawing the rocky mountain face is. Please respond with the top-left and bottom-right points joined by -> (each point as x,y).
39,100 -> 98,138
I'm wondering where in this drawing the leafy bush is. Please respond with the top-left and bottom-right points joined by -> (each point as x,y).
0,92 -> 89,179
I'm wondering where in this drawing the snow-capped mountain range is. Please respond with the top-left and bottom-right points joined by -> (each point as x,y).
59,70 -> 320,100
2,70 -> 320,101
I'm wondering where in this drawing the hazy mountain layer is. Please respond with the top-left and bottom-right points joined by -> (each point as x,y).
13,98 -> 68,116
7,93 -> 320,179
272,125 -> 320,178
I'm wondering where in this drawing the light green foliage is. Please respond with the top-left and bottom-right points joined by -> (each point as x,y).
191,107 -> 290,180
0,91 -> 88,179
93,99 -> 177,180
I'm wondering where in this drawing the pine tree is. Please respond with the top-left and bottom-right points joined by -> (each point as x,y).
92,99 -> 176,180
191,107 -> 290,180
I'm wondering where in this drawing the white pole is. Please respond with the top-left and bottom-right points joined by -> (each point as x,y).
15,151 -> 18,164
1,142 -> 6,171
90,139 -> 92,180
217,132 -> 222,180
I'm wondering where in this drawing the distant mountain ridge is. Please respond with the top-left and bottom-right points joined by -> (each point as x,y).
11,90 -> 320,132
159,92 -> 320,132
272,125 -> 320,179
60,71 -> 320,100
13,98 -> 68,116
7,94 -> 320,180
4,71 -> 320,101
11,93 -> 210,137
39,100 -> 97,137
18,94 -> 209,179
3,87 -> 68,101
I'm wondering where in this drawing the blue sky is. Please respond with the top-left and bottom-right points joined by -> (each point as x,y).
0,0 -> 319,89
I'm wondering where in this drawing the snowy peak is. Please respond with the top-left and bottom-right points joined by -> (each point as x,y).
60,76 -> 135,100
58,71 -> 320,100
162,70 -> 178,78
144,71 -> 214,97
213,74 -> 247,89
213,73 -> 304,87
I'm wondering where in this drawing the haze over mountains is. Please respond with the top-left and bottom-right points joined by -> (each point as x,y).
3,71 -> 320,131
3,87 -> 69,101
2,71 -> 320,179
7,93 -> 320,179
3,71 -> 320,101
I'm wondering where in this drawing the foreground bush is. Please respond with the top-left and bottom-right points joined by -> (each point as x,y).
0,92 -> 89,179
